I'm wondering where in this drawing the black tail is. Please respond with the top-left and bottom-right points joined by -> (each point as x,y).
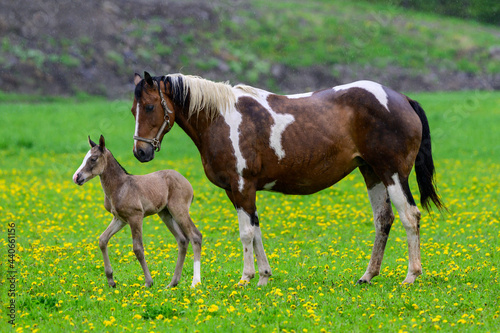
408,99 -> 444,212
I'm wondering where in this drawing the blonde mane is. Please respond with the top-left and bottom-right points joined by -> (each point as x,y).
167,74 -> 239,120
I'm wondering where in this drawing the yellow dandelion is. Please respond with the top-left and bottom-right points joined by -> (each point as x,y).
208,304 -> 219,313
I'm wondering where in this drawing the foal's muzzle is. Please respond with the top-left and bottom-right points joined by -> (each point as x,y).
73,173 -> 86,186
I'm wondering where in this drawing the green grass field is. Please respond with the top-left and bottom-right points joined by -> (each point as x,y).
1,90 -> 499,332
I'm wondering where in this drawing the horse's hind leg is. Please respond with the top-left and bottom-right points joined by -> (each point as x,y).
357,165 -> 395,284
386,173 -> 422,284
99,217 -> 126,287
164,202 -> 203,288
158,210 -> 190,288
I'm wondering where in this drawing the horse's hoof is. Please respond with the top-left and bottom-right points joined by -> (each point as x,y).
257,276 -> 270,286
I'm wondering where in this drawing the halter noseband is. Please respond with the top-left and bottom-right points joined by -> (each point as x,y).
133,78 -> 173,152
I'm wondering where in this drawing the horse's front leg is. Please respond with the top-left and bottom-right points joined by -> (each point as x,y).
99,217 -> 126,287
226,187 -> 272,286
129,216 -> 154,287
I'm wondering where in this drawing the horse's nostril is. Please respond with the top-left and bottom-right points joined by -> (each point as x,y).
138,149 -> 145,158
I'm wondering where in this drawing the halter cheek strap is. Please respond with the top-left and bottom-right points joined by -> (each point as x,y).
133,79 -> 173,152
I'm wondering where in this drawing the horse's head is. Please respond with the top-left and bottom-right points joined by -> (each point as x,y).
73,135 -> 107,185
132,72 -> 175,163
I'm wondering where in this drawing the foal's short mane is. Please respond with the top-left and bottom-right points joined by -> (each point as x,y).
166,74 -> 258,120
106,149 -> 130,175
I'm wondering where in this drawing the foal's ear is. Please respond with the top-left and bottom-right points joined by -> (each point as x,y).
88,136 -> 97,148
144,71 -> 154,87
134,73 -> 142,86
99,135 -> 105,151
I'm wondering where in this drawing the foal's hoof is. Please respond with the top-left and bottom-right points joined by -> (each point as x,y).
356,279 -> 371,285
190,279 -> 201,288
166,282 -> 178,289
237,279 -> 250,287
145,281 -> 154,288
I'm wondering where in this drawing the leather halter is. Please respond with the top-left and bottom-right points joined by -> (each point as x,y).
133,79 -> 173,152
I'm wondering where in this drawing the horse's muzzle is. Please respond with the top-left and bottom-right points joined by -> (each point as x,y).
134,145 -> 155,163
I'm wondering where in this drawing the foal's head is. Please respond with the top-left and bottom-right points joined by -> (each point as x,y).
73,135 -> 108,185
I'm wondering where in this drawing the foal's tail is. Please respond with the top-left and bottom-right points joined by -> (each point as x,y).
408,99 -> 445,212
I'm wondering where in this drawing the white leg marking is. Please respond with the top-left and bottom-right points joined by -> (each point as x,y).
192,260 -> 201,287
333,80 -> 389,111
222,110 -> 246,192
237,209 -> 256,282
73,151 -> 91,183
387,173 -> 422,283
387,174 -> 411,213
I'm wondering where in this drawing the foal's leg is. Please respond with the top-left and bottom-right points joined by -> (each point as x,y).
165,203 -> 203,288
386,173 -> 422,284
99,217 -> 126,287
226,188 -> 272,286
158,210 -> 190,288
357,166 -> 395,284
129,216 -> 154,287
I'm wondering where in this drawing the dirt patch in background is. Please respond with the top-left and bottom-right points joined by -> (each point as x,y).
1,0 -> 499,98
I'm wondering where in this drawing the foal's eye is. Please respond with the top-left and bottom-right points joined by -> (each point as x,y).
145,105 -> 154,112
90,156 -> 98,162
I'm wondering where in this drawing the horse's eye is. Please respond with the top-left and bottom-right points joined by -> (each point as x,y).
90,156 -> 98,162
145,105 -> 154,112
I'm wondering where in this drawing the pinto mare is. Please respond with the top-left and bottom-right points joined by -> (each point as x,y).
73,135 -> 202,288
131,72 -> 443,286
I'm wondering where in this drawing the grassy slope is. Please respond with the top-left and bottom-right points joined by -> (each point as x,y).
212,0 -> 500,84
0,91 -> 499,332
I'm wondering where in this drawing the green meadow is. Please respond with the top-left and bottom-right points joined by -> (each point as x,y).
0,90 -> 499,332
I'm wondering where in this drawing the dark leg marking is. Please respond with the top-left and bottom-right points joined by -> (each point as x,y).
250,213 -> 259,226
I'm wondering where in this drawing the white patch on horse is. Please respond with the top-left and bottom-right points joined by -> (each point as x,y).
222,109 -> 246,192
259,91 -> 295,160
286,92 -> 313,99
134,102 -> 140,149
192,261 -> 201,287
386,173 -> 420,223
367,182 -> 388,217
333,80 -> 389,111
73,150 -> 91,183
263,180 -> 277,191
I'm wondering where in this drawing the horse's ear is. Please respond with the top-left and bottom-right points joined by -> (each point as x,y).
99,135 -> 105,151
144,71 -> 154,87
134,73 -> 142,86
88,136 -> 97,148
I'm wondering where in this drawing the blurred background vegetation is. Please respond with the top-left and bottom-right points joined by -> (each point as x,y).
0,0 -> 499,98
374,0 -> 500,25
